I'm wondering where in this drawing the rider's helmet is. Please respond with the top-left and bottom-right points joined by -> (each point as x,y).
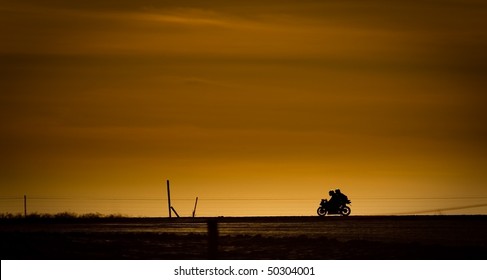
335,189 -> 341,194
328,190 -> 335,196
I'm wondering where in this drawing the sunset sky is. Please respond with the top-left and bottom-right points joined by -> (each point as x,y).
1,0 -> 486,216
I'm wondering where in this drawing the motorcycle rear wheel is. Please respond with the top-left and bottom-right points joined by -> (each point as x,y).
341,206 -> 351,216
317,207 -> 327,216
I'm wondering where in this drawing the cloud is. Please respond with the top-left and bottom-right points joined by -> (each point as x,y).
0,2 -> 266,55
1,0 -> 485,75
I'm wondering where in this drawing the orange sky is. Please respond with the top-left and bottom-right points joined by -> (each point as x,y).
1,0 -> 487,216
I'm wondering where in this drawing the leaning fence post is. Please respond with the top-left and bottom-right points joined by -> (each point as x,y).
192,197 -> 199,218
207,219 -> 219,259
170,206 -> 180,218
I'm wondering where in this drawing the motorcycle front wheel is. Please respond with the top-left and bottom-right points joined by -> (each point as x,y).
341,206 -> 351,216
317,207 -> 327,216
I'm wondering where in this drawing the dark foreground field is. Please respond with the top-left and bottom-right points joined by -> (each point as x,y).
1,216 -> 486,259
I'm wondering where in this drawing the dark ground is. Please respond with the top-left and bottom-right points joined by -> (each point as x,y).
1,216 -> 486,259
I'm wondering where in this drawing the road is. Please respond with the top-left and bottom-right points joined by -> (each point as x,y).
1,216 -> 486,259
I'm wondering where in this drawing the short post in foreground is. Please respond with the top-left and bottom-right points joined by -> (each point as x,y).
207,219 -> 219,259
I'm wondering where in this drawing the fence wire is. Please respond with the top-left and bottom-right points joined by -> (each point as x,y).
1,196 -> 487,217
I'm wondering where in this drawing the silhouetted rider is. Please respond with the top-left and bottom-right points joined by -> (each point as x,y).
328,190 -> 340,210
335,189 -> 349,207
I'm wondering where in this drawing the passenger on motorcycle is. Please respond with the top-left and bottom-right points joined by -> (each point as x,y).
335,189 -> 349,206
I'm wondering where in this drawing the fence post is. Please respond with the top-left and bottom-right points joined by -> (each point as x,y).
24,195 -> 27,217
207,219 -> 219,259
166,180 -> 172,218
192,197 -> 199,218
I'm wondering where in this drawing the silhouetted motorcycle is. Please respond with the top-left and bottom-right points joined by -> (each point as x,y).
317,198 -> 351,216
